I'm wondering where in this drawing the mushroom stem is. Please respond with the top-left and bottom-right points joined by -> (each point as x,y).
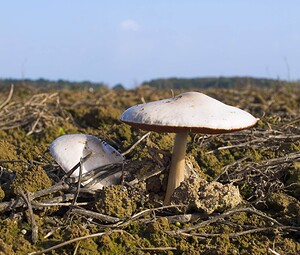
164,132 -> 188,205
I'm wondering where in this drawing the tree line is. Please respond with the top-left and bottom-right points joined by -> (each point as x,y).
0,78 -> 107,90
141,77 -> 300,89
0,77 -> 299,90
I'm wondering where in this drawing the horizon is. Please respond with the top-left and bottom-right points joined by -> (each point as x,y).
1,75 -> 298,88
1,1 -> 299,88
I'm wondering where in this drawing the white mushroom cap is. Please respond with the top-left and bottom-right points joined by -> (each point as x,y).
50,134 -> 124,189
120,91 -> 258,133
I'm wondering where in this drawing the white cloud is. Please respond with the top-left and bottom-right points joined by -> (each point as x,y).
120,19 -> 141,32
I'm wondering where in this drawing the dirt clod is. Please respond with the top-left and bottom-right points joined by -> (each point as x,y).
95,185 -> 136,218
171,174 -> 242,214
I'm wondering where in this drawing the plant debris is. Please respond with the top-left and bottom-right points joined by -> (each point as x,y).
0,84 -> 299,254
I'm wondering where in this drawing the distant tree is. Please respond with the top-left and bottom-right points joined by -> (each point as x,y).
113,83 -> 125,91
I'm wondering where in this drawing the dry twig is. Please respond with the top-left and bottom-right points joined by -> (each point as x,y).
122,131 -> 151,157
71,207 -> 121,223
28,230 -> 124,255
19,190 -> 38,244
166,207 -> 285,236
0,84 -> 14,110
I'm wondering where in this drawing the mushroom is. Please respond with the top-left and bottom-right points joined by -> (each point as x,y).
120,91 -> 258,204
50,134 -> 124,189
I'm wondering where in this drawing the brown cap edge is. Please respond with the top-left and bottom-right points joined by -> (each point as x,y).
121,120 -> 258,134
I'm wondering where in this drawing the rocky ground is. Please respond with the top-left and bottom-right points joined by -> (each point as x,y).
0,84 -> 299,254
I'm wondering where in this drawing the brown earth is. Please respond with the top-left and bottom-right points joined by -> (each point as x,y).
0,84 -> 299,254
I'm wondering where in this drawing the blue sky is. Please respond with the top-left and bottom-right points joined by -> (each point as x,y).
0,1 -> 299,87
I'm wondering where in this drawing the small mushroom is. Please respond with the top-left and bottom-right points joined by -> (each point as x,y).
120,91 -> 258,204
50,134 -> 124,189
